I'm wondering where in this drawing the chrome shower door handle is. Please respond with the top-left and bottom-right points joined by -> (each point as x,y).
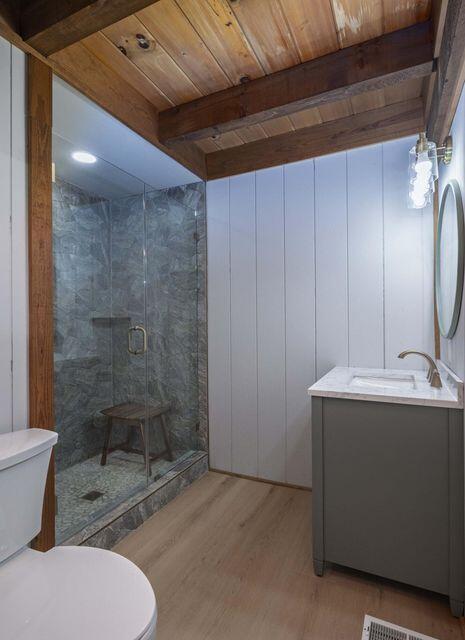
128,325 -> 147,355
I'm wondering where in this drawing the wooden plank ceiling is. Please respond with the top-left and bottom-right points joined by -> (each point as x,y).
50,0 -> 430,155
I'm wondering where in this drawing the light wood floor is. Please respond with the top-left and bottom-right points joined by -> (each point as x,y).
115,472 -> 465,640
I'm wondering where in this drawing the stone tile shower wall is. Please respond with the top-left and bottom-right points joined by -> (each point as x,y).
53,179 -> 206,472
53,179 -> 112,471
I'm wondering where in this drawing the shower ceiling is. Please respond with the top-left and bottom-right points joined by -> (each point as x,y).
52,76 -> 201,194
53,133 -> 146,200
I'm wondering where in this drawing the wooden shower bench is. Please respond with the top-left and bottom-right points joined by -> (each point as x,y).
100,402 -> 174,475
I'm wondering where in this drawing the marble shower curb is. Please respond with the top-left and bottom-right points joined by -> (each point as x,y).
61,451 -> 208,549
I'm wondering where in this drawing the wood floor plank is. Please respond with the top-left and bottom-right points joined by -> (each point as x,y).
114,472 -> 465,640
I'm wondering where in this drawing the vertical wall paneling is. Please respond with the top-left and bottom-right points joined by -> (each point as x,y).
347,146 -> 384,367
315,152 -> 349,379
11,47 -> 28,430
229,173 -> 258,475
256,166 -> 286,482
0,39 -> 12,434
207,136 -> 435,488
422,196 -> 435,364
0,38 -> 27,435
207,178 -> 232,471
383,138 -> 432,370
284,160 -> 315,487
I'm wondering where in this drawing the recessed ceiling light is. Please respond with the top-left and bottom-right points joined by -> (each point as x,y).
72,150 -> 97,164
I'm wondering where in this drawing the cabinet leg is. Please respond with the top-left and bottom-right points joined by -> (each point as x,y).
313,559 -> 325,577
450,598 -> 464,617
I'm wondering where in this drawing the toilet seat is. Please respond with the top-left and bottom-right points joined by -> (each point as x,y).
0,546 -> 157,640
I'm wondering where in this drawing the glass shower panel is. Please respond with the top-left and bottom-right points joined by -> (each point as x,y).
53,134 -> 149,543
144,184 -> 203,477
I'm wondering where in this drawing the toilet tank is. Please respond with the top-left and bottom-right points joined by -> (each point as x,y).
0,429 -> 57,563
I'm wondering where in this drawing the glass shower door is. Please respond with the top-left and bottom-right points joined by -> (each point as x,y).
108,188 -> 150,481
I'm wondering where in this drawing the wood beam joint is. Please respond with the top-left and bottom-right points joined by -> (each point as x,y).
21,0 -> 162,57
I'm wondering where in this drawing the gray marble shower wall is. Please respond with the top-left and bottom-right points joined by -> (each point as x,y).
53,179 -> 206,472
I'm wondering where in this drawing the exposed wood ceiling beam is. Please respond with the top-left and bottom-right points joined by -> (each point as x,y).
20,0 -> 162,57
432,0 -> 450,58
51,41 -> 206,179
0,0 -> 19,33
159,22 -> 434,145
427,0 -> 465,143
206,99 -> 424,180
423,0 -> 449,119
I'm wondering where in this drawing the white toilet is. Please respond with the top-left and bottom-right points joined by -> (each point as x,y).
0,428 -> 157,640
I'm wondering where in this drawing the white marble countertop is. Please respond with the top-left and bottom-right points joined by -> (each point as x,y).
307,360 -> 463,409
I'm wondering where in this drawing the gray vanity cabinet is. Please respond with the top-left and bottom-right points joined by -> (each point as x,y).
312,396 -> 464,616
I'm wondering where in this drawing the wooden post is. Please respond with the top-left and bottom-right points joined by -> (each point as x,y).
28,54 -> 55,551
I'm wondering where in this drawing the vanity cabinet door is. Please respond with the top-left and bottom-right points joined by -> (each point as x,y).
322,398 -> 449,595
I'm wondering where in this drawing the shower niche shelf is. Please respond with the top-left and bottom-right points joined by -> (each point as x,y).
91,316 -> 131,323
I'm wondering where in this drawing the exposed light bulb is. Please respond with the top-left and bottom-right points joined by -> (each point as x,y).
409,168 -> 431,208
72,150 -> 97,164
415,150 -> 432,176
409,187 -> 427,208
413,177 -> 428,194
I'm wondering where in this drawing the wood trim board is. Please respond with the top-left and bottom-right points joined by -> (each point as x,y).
427,0 -> 465,142
27,55 -> 55,551
209,468 -> 311,492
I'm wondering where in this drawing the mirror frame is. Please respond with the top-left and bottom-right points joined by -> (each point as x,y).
435,179 -> 465,339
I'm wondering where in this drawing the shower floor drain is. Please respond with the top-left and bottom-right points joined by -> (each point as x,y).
362,616 -> 439,640
80,490 -> 105,502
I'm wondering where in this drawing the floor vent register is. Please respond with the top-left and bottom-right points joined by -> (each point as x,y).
362,615 -> 439,640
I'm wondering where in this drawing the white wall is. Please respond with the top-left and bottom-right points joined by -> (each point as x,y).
207,136 -> 435,487
438,83 -> 465,379
0,38 -> 28,433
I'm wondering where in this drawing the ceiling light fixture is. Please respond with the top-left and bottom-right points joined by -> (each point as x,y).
72,150 -> 97,164
408,133 -> 453,209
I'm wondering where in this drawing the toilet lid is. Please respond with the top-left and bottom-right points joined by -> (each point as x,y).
0,546 -> 157,640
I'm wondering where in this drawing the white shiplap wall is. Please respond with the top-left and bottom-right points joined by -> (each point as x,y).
0,38 -> 28,434
207,136 -> 434,488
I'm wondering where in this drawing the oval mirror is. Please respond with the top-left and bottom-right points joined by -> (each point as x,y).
436,179 -> 465,338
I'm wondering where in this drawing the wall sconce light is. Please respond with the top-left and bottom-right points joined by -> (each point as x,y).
408,133 -> 453,209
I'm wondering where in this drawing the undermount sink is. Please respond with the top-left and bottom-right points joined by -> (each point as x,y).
349,373 -> 417,391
